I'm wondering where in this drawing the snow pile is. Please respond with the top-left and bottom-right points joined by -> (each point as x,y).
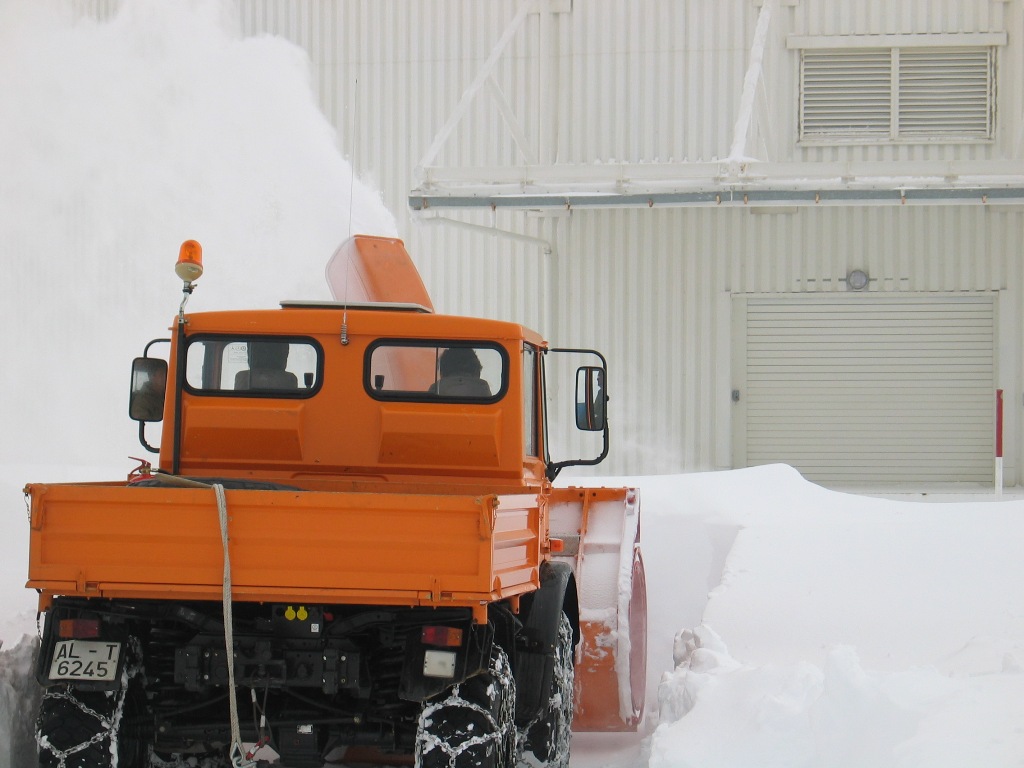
0,635 -> 42,767
652,627 -> 945,767
638,465 -> 1024,768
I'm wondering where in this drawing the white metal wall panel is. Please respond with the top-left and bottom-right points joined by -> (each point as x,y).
728,205 -> 1008,295
70,0 -> 120,20
550,208 -> 734,477
79,0 -> 1024,195
544,206 -> 1021,480
735,295 -> 996,484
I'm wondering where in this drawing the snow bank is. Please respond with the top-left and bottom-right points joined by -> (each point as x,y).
0,635 -> 42,767
641,465 -> 1024,768
653,626 -> 942,768
652,624 -> 1024,768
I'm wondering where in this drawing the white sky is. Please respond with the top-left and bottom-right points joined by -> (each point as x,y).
3,3 -> 1023,767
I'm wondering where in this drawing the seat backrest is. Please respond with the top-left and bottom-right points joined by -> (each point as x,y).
436,375 -> 491,397
234,341 -> 298,390
235,368 -> 298,390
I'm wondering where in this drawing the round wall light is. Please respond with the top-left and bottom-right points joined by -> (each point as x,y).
846,269 -> 869,291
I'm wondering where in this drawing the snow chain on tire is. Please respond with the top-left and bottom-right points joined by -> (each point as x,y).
415,645 -> 517,768
37,637 -> 143,768
37,688 -> 117,768
519,612 -> 574,768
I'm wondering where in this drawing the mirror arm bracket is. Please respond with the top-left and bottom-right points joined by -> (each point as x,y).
137,422 -> 160,454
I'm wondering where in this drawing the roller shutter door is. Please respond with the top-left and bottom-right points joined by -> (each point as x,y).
735,295 -> 995,484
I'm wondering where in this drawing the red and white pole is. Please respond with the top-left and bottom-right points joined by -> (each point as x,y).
996,389 -> 1004,496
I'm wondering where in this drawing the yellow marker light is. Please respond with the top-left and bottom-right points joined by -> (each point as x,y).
175,240 -> 204,283
284,606 -> 297,621
297,606 -> 309,621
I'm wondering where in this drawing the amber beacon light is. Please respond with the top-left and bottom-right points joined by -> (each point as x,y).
175,240 -> 204,283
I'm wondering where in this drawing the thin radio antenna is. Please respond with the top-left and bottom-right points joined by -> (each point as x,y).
346,78 -> 358,245
341,77 -> 358,346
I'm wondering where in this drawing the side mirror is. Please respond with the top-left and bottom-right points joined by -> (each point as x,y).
575,366 -> 606,431
129,357 -> 168,422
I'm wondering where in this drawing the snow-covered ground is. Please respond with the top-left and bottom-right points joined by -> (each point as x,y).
4,2 -> 1024,766
576,467 -> 1024,768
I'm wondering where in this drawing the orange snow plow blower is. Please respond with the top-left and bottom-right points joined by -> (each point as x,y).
551,486 -> 647,730
26,236 -> 646,768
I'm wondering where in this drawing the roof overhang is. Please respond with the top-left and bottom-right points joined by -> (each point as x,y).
411,185 -> 1024,210
410,162 -> 1024,210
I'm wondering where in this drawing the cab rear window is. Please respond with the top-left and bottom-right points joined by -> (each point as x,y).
185,337 -> 322,397
366,341 -> 507,402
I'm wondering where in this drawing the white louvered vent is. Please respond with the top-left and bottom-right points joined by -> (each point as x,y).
800,46 -> 995,142
898,48 -> 993,137
801,49 -> 892,137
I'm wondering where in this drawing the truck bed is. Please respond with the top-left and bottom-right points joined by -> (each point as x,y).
26,481 -> 544,622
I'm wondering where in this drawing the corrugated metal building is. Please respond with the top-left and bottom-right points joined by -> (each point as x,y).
110,0 -> 1024,486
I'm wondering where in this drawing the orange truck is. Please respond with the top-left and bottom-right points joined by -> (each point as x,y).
25,237 -> 645,768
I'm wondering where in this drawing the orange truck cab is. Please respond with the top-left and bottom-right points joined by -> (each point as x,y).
25,237 -> 645,768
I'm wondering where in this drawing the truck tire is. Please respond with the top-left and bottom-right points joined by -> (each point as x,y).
415,644 -> 517,768
521,612 -> 574,767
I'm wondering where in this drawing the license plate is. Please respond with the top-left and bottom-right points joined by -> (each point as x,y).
48,640 -> 121,682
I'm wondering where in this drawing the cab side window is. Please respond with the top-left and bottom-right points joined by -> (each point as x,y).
185,337 -> 321,396
366,341 -> 506,402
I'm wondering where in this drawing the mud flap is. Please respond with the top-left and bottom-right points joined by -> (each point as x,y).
400,621 -> 492,703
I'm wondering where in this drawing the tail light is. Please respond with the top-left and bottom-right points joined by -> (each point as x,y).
421,626 -> 463,648
58,619 -> 101,639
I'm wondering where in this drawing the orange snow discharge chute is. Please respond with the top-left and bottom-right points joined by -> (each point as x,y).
326,235 -> 438,391
325,235 -> 433,311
